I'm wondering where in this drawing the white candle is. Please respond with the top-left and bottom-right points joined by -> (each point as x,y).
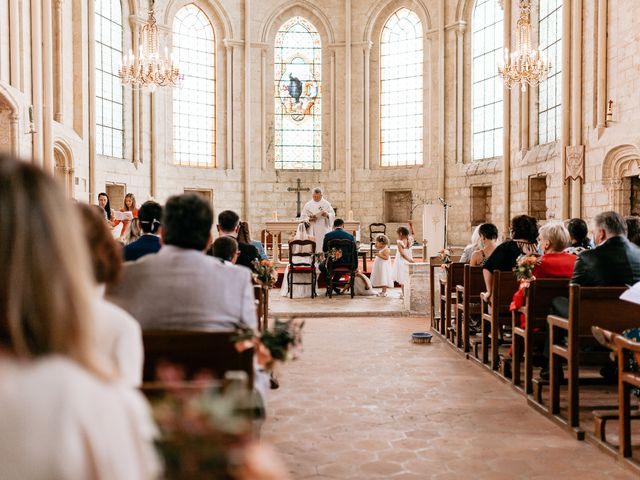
348,210 -> 354,221
272,211 -> 278,221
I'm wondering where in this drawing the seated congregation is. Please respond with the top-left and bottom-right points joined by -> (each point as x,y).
434,210 -> 640,461
0,154 -> 290,479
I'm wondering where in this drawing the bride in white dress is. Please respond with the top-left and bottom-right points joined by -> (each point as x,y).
280,222 -> 317,298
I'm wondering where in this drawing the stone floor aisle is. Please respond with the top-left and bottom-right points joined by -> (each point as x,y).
262,317 -> 635,479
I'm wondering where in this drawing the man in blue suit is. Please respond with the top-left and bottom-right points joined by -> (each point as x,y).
123,201 -> 163,262
319,218 -> 355,294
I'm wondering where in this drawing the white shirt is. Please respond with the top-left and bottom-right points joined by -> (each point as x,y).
301,198 -> 336,253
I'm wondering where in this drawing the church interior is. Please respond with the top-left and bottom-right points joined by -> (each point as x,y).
2,0 -> 640,478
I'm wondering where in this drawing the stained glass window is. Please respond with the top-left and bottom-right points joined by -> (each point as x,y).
472,0 -> 503,160
538,0 -> 562,144
95,0 -> 124,158
274,17 -> 322,170
173,5 -> 216,167
380,8 -> 423,167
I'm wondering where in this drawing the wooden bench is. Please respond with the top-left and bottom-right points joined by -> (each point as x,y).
253,284 -> 269,332
439,262 -> 466,339
480,270 -> 519,371
547,285 -> 640,432
614,333 -> 640,458
429,256 -> 444,332
142,330 -> 255,389
454,265 -> 484,352
512,278 -> 570,395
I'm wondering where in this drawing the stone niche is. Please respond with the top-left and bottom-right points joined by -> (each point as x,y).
471,186 -> 492,225
629,177 -> 640,216
185,188 -> 214,209
384,190 -> 412,223
106,183 -> 126,211
528,176 -> 548,221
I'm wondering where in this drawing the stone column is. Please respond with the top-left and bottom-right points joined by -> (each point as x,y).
560,0 -> 572,219
501,0 -> 511,235
223,40 -> 236,171
10,112 -> 19,157
30,0 -> 43,166
344,0 -> 352,211
42,0 -> 55,174
363,41 -> 371,170
244,0 -> 252,220
130,16 -> 141,167
404,262 -> 430,316
260,44 -> 267,170
455,22 -> 466,163
569,0 -> 583,217
437,0 -> 445,198
330,49 -> 336,171
53,0 -> 63,123
9,0 -> 20,88
87,0 -> 96,200
596,0 -> 608,133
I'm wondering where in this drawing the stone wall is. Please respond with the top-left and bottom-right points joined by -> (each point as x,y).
1,0 -> 640,245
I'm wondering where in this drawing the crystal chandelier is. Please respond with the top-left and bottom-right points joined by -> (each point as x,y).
118,1 -> 182,90
498,0 -> 551,92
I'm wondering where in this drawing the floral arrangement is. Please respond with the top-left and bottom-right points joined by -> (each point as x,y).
327,247 -> 343,262
513,254 -> 540,289
234,318 -> 305,371
439,248 -> 452,267
150,365 -> 258,479
251,259 -> 278,287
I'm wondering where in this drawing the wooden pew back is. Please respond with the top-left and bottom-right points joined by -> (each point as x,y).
525,278 -> 571,329
569,285 -> 640,338
142,330 -> 255,388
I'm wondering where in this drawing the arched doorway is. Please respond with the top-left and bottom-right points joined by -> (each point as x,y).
0,87 -> 18,156
54,141 -> 74,198
602,144 -> 640,216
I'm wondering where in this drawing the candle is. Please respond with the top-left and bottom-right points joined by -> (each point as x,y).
348,210 -> 354,221
272,211 -> 278,221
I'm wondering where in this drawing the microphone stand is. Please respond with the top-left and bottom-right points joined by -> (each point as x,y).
438,197 -> 450,249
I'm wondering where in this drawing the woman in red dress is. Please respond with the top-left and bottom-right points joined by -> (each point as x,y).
511,222 -> 576,328
113,193 -> 139,241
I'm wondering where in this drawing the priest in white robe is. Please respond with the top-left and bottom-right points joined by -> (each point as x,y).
301,188 -> 335,253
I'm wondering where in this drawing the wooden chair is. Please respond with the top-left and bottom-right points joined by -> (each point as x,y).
439,262 -> 466,339
480,270 -> 519,370
261,230 -> 281,259
511,278 -> 570,395
369,223 -> 387,260
454,265 -> 485,352
287,240 -> 317,299
547,285 -> 640,432
326,239 -> 358,298
142,330 -> 255,389
613,333 -> 640,458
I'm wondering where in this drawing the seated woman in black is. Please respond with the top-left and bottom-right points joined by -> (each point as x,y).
482,214 -> 539,298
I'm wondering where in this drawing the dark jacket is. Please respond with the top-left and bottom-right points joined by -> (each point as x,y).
236,241 -> 260,272
571,236 -> 640,286
323,228 -> 356,266
123,235 -> 161,262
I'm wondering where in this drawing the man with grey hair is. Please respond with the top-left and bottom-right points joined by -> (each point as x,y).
301,187 -> 335,253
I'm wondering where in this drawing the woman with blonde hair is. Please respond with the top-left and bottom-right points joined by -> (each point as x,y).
114,192 -> 139,241
0,156 -> 159,479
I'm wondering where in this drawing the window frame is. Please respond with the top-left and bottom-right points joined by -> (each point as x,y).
537,0 -> 562,146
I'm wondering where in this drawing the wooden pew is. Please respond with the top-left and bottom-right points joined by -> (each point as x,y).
547,285 -> 640,432
512,278 -> 570,395
613,333 -> 640,458
254,284 -> 269,332
142,330 -> 255,389
480,270 -> 519,370
454,265 -> 485,352
439,262 -> 466,338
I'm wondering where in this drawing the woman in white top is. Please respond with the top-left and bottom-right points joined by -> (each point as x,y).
0,157 -> 160,480
280,222 -> 317,298
393,226 -> 415,297
77,203 -> 144,387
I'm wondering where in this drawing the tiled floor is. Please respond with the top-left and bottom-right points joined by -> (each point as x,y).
270,288 -> 406,318
262,317 -> 636,479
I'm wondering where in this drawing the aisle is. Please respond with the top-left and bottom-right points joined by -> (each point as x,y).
262,317 -> 635,479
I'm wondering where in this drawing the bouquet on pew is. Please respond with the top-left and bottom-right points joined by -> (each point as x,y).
327,247 -> 343,261
233,318 -> 305,370
513,253 -> 540,290
251,259 -> 278,287
439,248 -> 452,271
150,365 -> 289,479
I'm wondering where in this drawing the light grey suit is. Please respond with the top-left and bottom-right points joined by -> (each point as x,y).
106,245 -> 257,331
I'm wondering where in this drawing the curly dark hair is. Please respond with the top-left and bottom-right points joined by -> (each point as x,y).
478,223 -> 498,240
566,218 -> 590,248
510,215 -> 539,243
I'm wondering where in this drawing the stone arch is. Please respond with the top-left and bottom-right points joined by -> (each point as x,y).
260,1 -> 335,44
0,82 -> 20,157
363,0 -> 432,43
54,139 -> 74,198
602,144 -> 640,214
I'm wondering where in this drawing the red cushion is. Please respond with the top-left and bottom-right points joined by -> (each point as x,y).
291,266 -> 314,272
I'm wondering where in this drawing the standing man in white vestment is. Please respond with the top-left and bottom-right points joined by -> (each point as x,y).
301,188 -> 336,253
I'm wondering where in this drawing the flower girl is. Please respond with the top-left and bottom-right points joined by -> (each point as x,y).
393,226 -> 414,298
370,234 -> 394,297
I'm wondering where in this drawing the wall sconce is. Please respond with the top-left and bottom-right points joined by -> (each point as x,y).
606,99 -> 615,124
26,105 -> 36,135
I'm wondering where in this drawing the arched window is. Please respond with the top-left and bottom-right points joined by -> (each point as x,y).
472,0 -> 503,160
538,0 -> 562,144
95,0 -> 124,158
380,8 -> 423,167
173,4 -> 216,167
274,17 -> 322,170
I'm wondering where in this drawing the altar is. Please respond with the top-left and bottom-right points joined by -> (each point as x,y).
265,220 -> 361,263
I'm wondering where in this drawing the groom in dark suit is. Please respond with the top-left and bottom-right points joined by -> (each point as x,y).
319,218 -> 355,294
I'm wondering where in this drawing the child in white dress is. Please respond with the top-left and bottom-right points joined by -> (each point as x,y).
393,226 -> 414,298
370,234 -> 394,297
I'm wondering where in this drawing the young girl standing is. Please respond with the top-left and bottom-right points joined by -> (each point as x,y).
393,226 -> 414,298
370,234 -> 394,297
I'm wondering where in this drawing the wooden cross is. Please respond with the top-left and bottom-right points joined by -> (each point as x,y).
288,178 -> 310,218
